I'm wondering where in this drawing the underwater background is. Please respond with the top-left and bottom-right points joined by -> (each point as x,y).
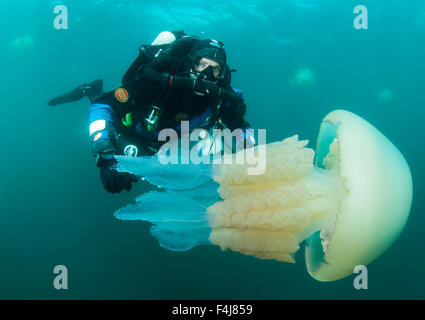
0,0 -> 424,299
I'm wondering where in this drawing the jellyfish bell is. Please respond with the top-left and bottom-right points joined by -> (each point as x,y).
114,109 -> 412,282
378,88 -> 393,104
9,35 -> 34,55
305,110 -> 412,281
290,68 -> 315,88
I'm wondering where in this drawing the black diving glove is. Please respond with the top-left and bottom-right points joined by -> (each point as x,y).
99,158 -> 138,193
192,77 -> 244,104
234,101 -> 247,118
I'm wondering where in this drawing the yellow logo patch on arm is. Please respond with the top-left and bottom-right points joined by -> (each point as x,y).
114,88 -> 129,103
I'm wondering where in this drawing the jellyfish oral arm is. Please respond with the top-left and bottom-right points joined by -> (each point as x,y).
207,136 -> 343,264
296,165 -> 343,247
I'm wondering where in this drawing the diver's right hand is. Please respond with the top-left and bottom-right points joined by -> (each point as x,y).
193,78 -> 243,104
99,158 -> 138,193
192,77 -> 220,97
155,72 -> 243,103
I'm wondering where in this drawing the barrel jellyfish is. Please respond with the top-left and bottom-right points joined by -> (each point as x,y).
114,110 -> 412,282
290,68 -> 315,88
378,88 -> 393,104
9,35 -> 34,55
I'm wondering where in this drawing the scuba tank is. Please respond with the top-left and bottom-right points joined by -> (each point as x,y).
121,30 -> 186,85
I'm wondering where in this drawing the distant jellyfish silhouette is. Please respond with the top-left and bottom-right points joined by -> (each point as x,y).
114,110 -> 412,282
378,88 -> 393,104
290,68 -> 315,88
9,35 -> 34,55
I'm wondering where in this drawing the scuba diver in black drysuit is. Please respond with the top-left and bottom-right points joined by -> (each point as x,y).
48,31 -> 254,193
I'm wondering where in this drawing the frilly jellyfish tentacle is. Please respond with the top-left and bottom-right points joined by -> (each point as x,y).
115,155 -> 214,190
114,155 -> 220,251
169,180 -> 222,206
149,225 -> 212,251
115,188 -> 218,251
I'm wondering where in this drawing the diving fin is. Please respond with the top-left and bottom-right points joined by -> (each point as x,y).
47,79 -> 103,106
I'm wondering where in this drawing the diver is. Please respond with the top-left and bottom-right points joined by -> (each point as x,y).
48,31 -> 254,193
